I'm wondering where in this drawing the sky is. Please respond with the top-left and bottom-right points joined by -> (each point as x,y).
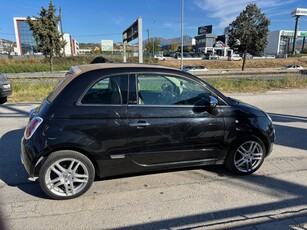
1,0 -> 307,44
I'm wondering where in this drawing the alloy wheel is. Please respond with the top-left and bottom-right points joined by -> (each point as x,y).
234,141 -> 264,173
44,158 -> 89,197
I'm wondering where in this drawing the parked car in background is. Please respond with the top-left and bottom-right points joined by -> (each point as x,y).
203,53 -> 220,60
182,65 -> 209,74
154,54 -> 166,61
21,63 -> 275,199
281,65 -> 304,70
0,73 -> 12,104
228,54 -> 242,61
245,53 -> 253,59
175,52 -> 192,59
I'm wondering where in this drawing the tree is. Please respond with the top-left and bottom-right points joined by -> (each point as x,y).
169,43 -> 179,52
144,38 -> 161,56
185,45 -> 193,52
228,4 -> 270,71
27,1 -> 66,72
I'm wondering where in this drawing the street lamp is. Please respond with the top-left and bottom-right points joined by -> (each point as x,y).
181,0 -> 184,69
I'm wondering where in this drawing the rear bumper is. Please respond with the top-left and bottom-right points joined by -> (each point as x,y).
21,137 -> 36,179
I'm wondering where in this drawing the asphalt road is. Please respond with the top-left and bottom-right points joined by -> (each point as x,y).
5,68 -> 303,80
0,89 -> 307,229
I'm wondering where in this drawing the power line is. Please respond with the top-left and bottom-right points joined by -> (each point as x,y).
0,32 -> 16,36
72,32 -> 122,38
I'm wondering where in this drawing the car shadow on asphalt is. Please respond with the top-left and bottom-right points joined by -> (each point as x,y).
0,128 -> 48,199
0,104 -> 30,117
113,169 -> 307,230
269,113 -> 307,151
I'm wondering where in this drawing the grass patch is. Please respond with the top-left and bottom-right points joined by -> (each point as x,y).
9,79 -> 60,103
7,77 -> 307,103
2,56 -> 307,73
0,56 -> 159,73
207,77 -> 307,93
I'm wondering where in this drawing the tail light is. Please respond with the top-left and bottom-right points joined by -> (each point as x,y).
24,117 -> 43,140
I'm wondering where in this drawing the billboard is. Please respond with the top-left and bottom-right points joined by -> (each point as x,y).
280,30 -> 307,37
101,40 -> 113,51
123,18 -> 140,43
198,25 -> 212,35
122,17 -> 143,63
291,8 -> 307,17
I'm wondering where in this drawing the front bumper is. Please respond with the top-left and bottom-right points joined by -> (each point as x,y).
0,84 -> 12,98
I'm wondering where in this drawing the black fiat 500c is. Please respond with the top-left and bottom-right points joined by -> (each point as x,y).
21,63 -> 275,200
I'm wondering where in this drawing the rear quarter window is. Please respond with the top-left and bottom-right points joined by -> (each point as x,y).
47,73 -> 75,103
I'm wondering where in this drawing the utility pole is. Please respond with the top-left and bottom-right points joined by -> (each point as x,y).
181,0 -> 184,69
147,29 -> 150,56
59,7 -> 66,57
59,7 -> 63,34
292,15 -> 300,55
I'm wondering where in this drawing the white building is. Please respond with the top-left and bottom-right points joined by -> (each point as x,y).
264,30 -> 307,55
63,34 -> 79,56
0,39 -> 14,54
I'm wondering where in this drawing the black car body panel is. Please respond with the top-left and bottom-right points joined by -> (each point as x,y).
21,63 -> 275,183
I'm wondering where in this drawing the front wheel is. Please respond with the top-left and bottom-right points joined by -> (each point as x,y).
39,150 -> 95,200
0,97 -> 7,104
225,136 -> 266,175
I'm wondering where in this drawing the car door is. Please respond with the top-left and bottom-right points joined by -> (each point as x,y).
76,74 -> 129,158
127,73 -> 225,166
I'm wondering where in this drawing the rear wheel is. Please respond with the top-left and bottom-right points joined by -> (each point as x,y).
39,150 -> 95,200
225,136 -> 266,175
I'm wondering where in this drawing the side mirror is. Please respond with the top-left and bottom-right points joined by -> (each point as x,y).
193,96 -> 219,114
194,96 -> 218,108
209,96 -> 218,108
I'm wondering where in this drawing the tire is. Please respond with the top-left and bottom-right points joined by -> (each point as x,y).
0,97 -> 7,104
39,150 -> 95,200
225,136 -> 266,175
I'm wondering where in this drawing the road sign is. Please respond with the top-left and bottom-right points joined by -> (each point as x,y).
101,40 -> 113,51
291,8 -> 307,17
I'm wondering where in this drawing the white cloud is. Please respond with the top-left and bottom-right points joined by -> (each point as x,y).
114,18 -> 124,25
194,0 -> 298,29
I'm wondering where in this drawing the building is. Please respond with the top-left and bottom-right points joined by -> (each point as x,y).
14,17 -> 78,56
63,34 -> 79,56
13,17 -> 36,55
0,39 -> 15,54
264,30 -> 307,55
71,39 -> 79,56
195,33 -> 217,53
194,33 -> 231,56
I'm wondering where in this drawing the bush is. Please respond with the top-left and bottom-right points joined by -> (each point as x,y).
90,56 -> 111,64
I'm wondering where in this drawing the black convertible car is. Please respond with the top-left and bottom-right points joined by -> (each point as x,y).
21,63 -> 275,200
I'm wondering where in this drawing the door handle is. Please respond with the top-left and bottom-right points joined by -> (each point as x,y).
129,121 -> 150,128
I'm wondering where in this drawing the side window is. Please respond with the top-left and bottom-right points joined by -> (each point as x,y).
81,75 -> 128,105
137,74 -> 212,105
